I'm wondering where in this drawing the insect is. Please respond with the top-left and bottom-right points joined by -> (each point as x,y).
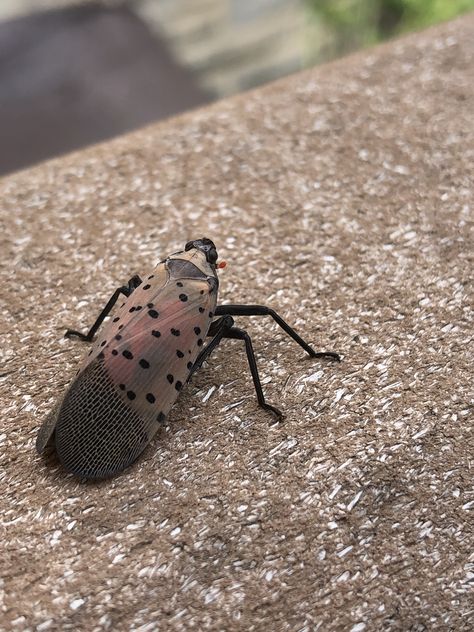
36,238 -> 340,479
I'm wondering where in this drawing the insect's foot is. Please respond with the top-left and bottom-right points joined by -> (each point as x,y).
312,351 -> 341,362
262,402 -> 285,421
65,329 -> 92,342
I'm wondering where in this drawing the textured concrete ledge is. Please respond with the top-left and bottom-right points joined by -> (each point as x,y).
1,13 -> 473,632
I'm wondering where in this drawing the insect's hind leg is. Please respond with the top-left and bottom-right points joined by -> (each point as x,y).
65,274 -> 142,342
215,304 -> 340,361
222,326 -> 283,420
187,315 -> 234,381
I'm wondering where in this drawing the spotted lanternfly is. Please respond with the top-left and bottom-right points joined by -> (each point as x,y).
36,238 -> 340,479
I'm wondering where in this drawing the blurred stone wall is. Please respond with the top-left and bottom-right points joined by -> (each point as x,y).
136,0 -> 311,95
0,0 -> 316,97
0,0 -> 92,20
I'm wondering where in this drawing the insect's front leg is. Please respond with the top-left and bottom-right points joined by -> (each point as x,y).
65,274 -> 142,342
215,304 -> 340,361
222,326 -> 283,420
187,315 -> 235,381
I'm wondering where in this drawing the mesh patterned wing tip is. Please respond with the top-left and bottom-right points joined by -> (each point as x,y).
36,397 -> 63,453
54,358 -> 153,479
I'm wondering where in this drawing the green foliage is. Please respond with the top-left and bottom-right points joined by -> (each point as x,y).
399,0 -> 474,29
308,0 -> 474,57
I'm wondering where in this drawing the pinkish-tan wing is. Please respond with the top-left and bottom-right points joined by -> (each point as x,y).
37,263 -> 169,453
53,275 -> 217,478
78,261 -> 170,372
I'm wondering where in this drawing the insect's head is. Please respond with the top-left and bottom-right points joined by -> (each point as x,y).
185,238 -> 218,266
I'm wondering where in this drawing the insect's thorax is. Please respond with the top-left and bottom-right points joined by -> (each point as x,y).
166,249 -> 217,281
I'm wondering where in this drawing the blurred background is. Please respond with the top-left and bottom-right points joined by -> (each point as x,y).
1,0 -> 473,176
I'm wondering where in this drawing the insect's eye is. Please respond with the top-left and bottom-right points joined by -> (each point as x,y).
208,248 -> 218,264
184,241 -> 194,252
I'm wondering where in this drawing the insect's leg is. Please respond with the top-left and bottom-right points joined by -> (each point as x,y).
215,304 -> 340,361
65,274 -> 142,342
222,326 -> 283,420
188,315 -> 234,380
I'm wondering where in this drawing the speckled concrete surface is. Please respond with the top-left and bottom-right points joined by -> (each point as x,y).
1,14 -> 473,632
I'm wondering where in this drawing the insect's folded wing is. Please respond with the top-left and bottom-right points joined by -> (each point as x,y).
102,277 -> 217,438
78,262 -> 170,371
36,394 -> 65,453
53,277 -> 216,478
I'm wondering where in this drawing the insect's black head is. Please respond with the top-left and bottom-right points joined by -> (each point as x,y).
185,238 -> 218,265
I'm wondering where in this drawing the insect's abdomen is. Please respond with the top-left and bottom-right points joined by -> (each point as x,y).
54,358 -> 151,479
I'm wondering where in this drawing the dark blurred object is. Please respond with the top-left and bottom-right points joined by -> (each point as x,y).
0,3 -> 211,176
